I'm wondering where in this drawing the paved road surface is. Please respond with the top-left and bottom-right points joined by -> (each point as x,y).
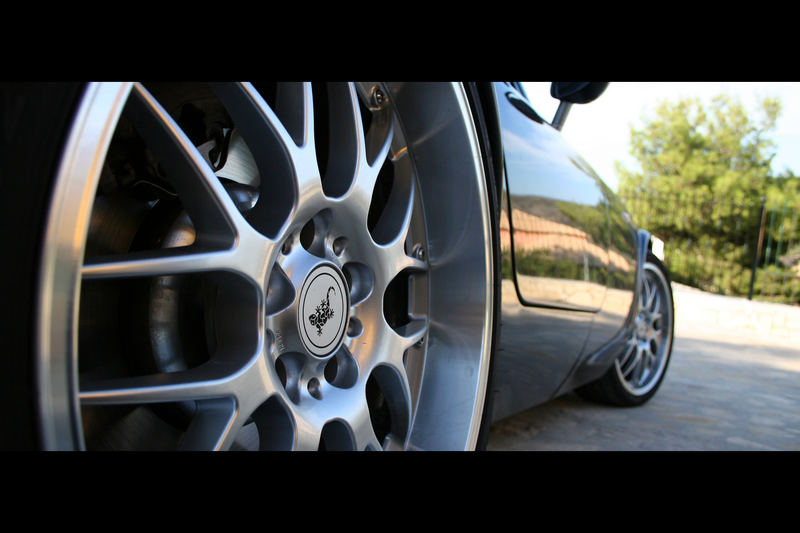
486,285 -> 800,451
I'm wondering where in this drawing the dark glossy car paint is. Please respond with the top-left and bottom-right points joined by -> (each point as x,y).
474,82 -> 649,422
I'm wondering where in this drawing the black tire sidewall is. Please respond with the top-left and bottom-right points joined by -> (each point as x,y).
0,82 -> 86,449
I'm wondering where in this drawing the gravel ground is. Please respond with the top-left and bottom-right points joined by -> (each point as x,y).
486,285 -> 800,451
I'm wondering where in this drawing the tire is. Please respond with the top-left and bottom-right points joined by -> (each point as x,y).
576,252 -> 674,407
5,82 -> 497,450
0,82 -> 86,449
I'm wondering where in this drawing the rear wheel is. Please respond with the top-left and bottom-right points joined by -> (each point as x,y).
10,82 -> 497,450
577,253 -> 674,406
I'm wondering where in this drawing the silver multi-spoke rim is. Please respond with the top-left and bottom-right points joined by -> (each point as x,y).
36,82 -> 493,450
615,261 -> 673,396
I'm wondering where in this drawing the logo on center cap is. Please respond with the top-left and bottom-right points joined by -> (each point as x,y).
298,264 -> 348,357
309,286 -> 336,336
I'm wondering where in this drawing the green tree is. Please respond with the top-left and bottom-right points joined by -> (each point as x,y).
616,93 -> 800,301
765,169 -> 800,207
618,94 -> 781,203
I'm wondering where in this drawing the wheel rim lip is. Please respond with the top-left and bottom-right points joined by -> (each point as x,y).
383,82 -> 494,449
35,81 -> 494,451
36,82 -> 133,450
615,261 -> 673,397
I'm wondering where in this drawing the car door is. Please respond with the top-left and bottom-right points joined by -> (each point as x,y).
490,82 -> 612,420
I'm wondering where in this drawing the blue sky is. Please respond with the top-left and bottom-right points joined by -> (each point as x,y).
521,82 -> 800,192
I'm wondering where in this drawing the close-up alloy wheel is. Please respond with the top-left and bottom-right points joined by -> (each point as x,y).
27,82 -> 497,450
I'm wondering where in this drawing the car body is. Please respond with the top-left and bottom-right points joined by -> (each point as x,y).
488,82 -> 669,422
0,82 -> 674,450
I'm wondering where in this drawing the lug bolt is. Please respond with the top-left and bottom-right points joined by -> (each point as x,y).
308,378 -> 322,400
332,237 -> 347,256
369,86 -> 385,109
413,244 -> 426,261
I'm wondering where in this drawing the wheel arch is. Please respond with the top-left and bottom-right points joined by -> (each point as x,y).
463,82 -> 505,214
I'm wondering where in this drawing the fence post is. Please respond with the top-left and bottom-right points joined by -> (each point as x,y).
748,197 -> 767,300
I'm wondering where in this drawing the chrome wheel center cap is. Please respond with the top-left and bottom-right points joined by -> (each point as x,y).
298,263 -> 349,357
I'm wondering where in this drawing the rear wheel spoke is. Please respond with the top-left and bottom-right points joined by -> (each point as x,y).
649,292 -> 661,314
618,338 -> 636,368
621,347 -> 642,378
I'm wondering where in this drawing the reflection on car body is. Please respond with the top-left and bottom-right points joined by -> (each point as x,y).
490,81 -> 668,423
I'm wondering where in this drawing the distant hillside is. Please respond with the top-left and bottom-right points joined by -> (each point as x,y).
506,195 -> 576,227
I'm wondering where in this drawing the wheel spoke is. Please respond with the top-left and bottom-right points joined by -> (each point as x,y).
371,363 -> 413,448
382,163 -> 416,244
352,406 -> 384,451
393,318 -> 428,355
633,350 -> 648,386
178,397 -> 240,451
310,83 -> 361,198
126,83 -> 244,244
644,278 -> 657,311
373,173 -> 427,284
621,346 -> 642,378
82,246 -> 239,280
365,102 -> 394,168
211,82 -> 311,156
210,82 -> 321,237
347,104 -> 394,205
650,311 -> 663,325
292,416 -> 323,451
647,350 -> 658,370
79,360 -> 248,406
638,283 -> 647,311
361,432 -> 385,451
618,337 -> 636,369
355,85 -> 395,164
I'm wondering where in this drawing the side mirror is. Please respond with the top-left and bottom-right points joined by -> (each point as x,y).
549,82 -> 609,130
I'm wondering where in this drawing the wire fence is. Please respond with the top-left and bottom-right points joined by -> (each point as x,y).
619,191 -> 800,305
